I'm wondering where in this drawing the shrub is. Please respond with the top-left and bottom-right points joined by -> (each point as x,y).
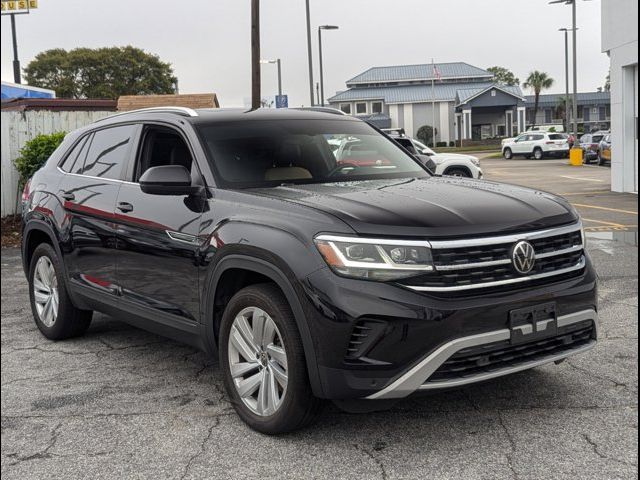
549,127 -> 557,133
449,141 -> 455,147
436,141 -> 447,148
416,125 -> 437,146
13,132 -> 66,185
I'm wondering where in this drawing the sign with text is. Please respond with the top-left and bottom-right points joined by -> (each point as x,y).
1,0 -> 37,15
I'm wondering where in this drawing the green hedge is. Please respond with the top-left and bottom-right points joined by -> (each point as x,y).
13,132 -> 66,185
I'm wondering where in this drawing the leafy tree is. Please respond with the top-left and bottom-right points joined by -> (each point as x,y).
523,71 -> 554,128
24,46 -> 177,99
416,125 -> 437,146
14,132 -> 66,185
487,66 -> 520,86
604,71 -> 611,92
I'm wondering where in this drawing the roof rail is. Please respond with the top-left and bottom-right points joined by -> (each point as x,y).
95,106 -> 199,122
292,106 -> 346,116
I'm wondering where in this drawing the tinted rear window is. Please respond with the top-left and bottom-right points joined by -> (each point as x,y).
77,125 -> 136,180
548,134 -> 567,140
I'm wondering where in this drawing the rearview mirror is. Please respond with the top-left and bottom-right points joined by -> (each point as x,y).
139,165 -> 202,196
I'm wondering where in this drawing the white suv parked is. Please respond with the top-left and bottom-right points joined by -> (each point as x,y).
502,132 -> 569,160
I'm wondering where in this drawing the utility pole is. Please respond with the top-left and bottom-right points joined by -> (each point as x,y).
571,0 -> 578,136
10,14 -> 21,84
316,82 -> 320,106
305,0 -> 314,106
251,0 -> 261,110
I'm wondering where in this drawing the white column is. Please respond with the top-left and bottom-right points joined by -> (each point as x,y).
517,107 -> 526,134
403,103 -> 414,137
439,102 -> 450,144
506,110 -> 513,137
388,105 -> 399,128
454,113 -> 462,141
462,109 -> 472,140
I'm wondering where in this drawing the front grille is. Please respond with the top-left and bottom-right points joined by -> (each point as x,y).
403,224 -> 585,292
427,321 -> 595,384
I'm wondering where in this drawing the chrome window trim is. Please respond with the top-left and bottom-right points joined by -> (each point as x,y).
365,309 -> 597,400
428,222 -> 582,249
404,256 -> 586,292
95,107 -> 199,123
56,167 -> 138,186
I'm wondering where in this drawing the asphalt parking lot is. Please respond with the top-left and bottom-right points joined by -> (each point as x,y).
1,161 -> 638,480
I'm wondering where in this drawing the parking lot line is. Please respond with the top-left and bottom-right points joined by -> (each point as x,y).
573,203 -> 638,215
558,191 -> 611,196
582,218 -> 627,227
559,176 -> 606,183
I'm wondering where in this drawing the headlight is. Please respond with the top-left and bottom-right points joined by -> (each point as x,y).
469,157 -> 480,166
314,235 -> 433,281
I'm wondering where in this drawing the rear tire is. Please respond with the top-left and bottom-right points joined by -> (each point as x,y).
219,283 -> 321,434
28,243 -> 92,340
503,148 -> 513,160
598,153 -> 607,166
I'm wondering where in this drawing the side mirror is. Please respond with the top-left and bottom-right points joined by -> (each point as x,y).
421,149 -> 433,156
139,165 -> 201,196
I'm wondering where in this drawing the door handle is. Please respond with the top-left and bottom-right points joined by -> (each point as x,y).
61,192 -> 75,201
117,202 -> 134,213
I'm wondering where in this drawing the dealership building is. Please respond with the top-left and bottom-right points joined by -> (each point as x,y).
602,0 -> 638,194
328,62 -> 611,144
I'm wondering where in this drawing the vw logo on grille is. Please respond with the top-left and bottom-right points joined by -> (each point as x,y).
511,240 -> 536,274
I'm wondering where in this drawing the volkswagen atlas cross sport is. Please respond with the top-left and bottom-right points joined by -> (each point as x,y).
21,107 -> 597,434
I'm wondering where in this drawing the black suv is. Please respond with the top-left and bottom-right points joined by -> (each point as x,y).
21,108 -> 598,434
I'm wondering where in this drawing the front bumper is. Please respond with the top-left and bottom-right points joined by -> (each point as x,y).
301,255 -> 598,399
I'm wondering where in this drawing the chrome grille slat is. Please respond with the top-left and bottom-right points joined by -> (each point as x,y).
404,223 -> 584,292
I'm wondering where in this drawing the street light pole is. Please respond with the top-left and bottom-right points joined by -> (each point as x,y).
550,0 -> 581,136
276,58 -> 282,96
305,0 -> 314,106
318,25 -> 338,107
251,0 -> 261,110
571,0 -> 578,136
559,28 -> 571,133
260,59 -> 282,97
10,14 -> 21,84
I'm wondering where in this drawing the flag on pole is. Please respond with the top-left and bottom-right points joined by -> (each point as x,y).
432,63 -> 442,82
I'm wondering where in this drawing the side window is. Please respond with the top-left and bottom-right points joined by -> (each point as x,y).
79,125 -> 137,179
532,134 -> 544,141
60,135 -> 91,174
135,127 -> 194,182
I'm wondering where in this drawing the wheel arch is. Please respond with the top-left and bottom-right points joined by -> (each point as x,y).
22,220 -> 63,277
202,254 -> 324,397
443,165 -> 472,177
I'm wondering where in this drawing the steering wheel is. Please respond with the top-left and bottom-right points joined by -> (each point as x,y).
328,163 -> 360,177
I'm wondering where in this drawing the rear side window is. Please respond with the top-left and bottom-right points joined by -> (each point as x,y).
548,134 -> 566,140
532,134 -> 544,141
60,135 -> 91,174
77,125 -> 137,179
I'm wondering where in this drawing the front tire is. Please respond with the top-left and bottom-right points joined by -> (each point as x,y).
28,243 -> 92,340
503,148 -> 513,160
533,148 -> 543,160
219,283 -> 321,434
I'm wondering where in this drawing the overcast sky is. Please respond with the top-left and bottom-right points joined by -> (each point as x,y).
1,0 -> 609,107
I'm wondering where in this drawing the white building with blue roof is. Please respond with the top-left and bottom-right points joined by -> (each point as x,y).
328,62 -> 527,144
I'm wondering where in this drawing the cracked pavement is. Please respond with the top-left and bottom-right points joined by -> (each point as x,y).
1,233 -> 638,480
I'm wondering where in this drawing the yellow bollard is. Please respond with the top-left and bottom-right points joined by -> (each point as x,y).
569,147 -> 583,166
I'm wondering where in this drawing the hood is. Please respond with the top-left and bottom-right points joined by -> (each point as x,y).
248,177 -> 578,238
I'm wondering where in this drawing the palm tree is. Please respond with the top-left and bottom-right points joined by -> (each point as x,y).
523,71 -> 554,128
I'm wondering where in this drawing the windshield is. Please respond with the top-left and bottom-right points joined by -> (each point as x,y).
196,119 -> 429,188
